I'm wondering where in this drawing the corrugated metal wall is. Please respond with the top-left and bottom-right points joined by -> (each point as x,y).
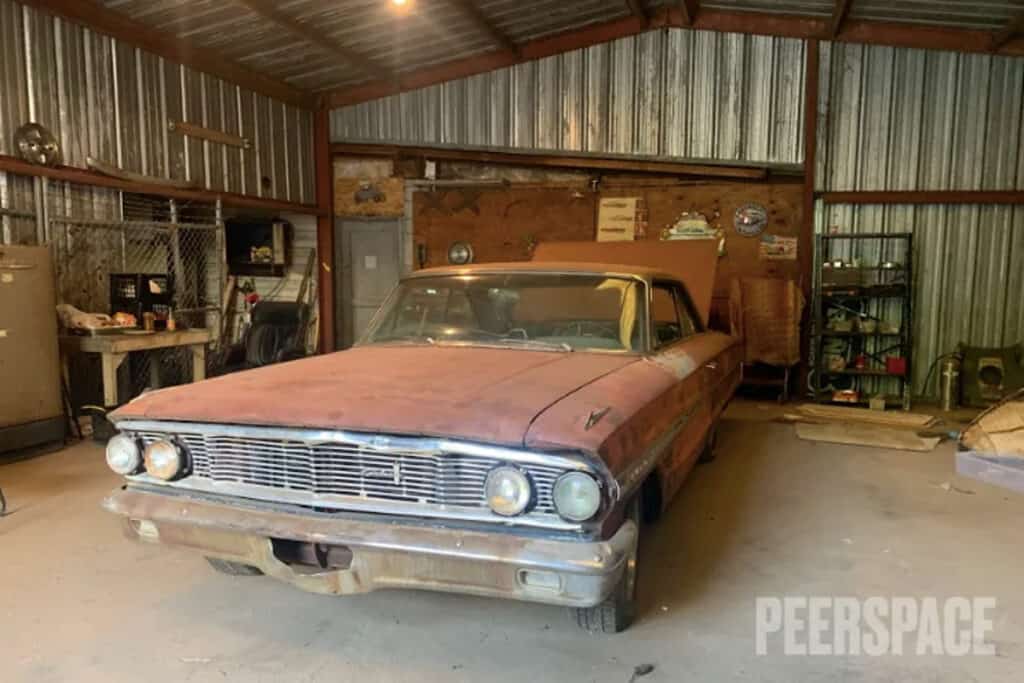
817,42 -> 1024,192
0,0 -> 314,203
817,41 -> 1024,394
331,28 -> 806,168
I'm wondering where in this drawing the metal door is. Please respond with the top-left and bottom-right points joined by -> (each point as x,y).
335,218 -> 402,349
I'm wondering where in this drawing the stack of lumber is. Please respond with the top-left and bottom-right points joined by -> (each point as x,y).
788,404 -> 942,452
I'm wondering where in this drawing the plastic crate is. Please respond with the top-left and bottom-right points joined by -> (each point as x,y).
956,450 -> 1024,495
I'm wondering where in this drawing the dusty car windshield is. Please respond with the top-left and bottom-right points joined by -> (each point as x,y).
363,273 -> 645,352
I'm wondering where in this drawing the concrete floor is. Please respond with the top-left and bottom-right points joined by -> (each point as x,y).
1,401 -> 1022,682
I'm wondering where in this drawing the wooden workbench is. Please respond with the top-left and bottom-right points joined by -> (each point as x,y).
59,329 -> 212,407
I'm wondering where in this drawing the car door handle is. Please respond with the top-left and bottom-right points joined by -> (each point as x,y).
705,361 -> 719,370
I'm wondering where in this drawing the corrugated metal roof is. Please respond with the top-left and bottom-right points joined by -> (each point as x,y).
101,0 -> 637,92
88,0 -> 1024,97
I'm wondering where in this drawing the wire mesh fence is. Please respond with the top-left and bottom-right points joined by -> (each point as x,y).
49,183 -> 226,405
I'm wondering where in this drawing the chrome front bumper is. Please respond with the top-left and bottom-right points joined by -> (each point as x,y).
103,487 -> 637,608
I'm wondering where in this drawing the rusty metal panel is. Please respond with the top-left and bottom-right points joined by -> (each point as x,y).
331,28 -> 805,168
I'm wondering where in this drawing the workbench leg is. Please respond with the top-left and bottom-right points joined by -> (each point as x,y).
191,344 -> 207,383
101,352 -> 127,407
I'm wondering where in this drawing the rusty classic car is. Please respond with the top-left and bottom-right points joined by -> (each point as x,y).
102,250 -> 741,633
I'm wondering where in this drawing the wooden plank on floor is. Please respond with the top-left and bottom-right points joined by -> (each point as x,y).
796,422 -> 941,452
797,404 -> 936,428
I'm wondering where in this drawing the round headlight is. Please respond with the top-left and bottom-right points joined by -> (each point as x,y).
552,471 -> 602,522
143,439 -> 187,481
484,466 -> 533,516
105,434 -> 142,475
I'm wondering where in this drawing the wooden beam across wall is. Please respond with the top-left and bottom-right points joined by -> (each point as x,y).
330,142 -> 774,180
0,154 -> 323,215
20,0 -> 312,109
819,190 -> 1024,205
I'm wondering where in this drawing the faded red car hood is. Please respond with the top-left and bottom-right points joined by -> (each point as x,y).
112,345 -> 638,447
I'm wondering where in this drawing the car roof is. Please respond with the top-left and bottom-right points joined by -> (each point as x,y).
405,261 -> 677,282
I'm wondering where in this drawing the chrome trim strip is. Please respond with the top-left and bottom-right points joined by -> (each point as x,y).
113,419 -> 618,532
126,474 -> 583,532
113,419 -> 598,471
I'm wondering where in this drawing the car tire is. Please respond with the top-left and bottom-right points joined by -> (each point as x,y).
205,556 -> 263,576
698,421 -> 719,464
573,497 -> 640,634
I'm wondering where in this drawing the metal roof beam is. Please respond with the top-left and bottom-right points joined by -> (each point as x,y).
444,0 -> 521,56
679,0 -> 700,27
992,12 -> 1024,51
19,0 -> 312,108
829,0 -> 853,38
327,12 -> 655,108
327,6 -> 1024,109
235,0 -> 395,80
625,0 -> 649,24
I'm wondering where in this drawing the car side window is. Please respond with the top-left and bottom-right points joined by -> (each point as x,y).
652,283 -> 683,347
674,284 -> 699,337
652,280 -> 701,348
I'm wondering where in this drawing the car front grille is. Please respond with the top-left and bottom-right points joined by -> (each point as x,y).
136,430 -> 564,515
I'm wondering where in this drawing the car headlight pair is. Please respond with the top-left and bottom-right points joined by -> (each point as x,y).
105,434 -> 187,481
485,466 -> 602,522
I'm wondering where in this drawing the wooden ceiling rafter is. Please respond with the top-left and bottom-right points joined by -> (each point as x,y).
445,0 -> 521,56
235,0 -> 395,81
19,0 -> 312,109
829,0 -> 853,38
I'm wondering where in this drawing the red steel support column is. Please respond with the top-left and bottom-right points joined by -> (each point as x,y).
314,106 -> 335,353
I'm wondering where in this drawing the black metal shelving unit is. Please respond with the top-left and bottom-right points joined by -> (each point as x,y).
812,232 -> 914,410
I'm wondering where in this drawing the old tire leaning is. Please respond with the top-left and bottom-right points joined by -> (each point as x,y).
205,556 -> 263,576
574,497 -> 640,634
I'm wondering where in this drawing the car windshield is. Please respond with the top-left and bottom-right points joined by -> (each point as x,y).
362,272 -> 645,352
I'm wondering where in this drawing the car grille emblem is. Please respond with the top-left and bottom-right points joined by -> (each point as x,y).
361,463 -> 402,485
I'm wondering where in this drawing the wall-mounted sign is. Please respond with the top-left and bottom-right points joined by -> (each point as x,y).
759,234 -> 797,260
734,203 -> 768,236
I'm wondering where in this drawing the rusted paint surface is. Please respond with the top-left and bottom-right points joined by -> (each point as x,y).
533,240 -> 721,326
527,332 -> 737,479
113,345 -> 638,448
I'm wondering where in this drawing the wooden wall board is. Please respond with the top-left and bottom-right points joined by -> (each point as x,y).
412,180 -> 803,330
334,177 -> 405,217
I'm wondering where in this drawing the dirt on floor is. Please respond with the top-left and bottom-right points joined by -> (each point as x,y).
1,399 -> 1022,682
